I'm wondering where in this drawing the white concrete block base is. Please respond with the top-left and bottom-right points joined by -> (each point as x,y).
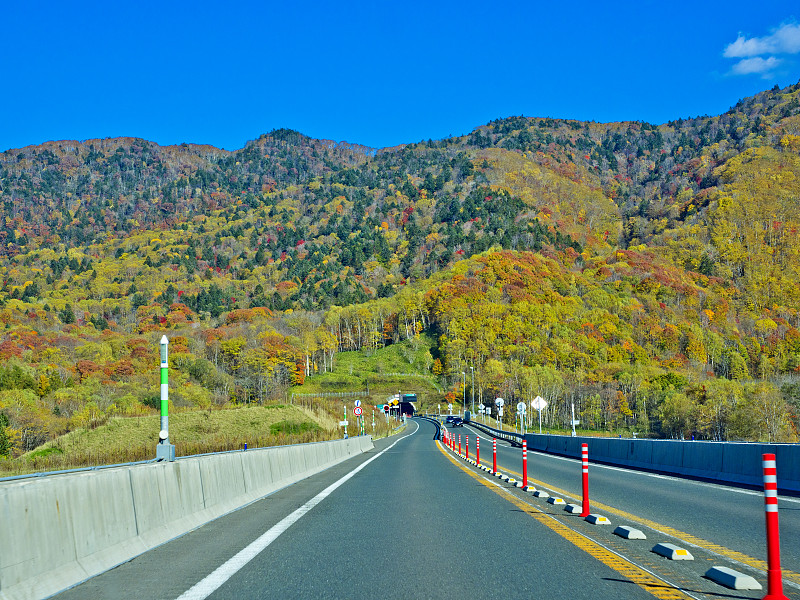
652,542 -> 694,560
584,514 -> 611,525
613,526 -> 647,539
704,566 -> 762,590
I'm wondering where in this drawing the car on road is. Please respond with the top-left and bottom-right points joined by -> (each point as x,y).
445,415 -> 455,424
452,417 -> 464,427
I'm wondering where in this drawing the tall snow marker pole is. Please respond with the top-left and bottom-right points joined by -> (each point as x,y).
156,335 -> 175,461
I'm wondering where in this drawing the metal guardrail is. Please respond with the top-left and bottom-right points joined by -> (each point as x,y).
0,458 -> 159,483
416,415 -> 442,440
463,419 -> 524,446
0,435 -> 374,484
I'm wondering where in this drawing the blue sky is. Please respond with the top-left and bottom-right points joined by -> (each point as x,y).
2,1 -> 799,152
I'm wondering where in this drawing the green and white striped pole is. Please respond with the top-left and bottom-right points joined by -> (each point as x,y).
157,335 -> 176,461
160,335 -> 169,439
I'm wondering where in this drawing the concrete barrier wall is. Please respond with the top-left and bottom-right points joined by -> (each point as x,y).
524,433 -> 799,493
0,435 -> 373,600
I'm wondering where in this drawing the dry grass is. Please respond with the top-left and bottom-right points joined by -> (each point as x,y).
0,400 -> 400,478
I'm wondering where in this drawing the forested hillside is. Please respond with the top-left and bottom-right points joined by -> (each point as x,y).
1,81 -> 799,459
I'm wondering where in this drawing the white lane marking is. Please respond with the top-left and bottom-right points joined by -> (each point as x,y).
176,423 -> 419,600
464,425 -> 800,504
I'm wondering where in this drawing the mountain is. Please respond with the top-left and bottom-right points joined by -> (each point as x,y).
0,81 -> 799,460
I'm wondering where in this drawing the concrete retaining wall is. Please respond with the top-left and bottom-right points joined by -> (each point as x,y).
0,436 -> 373,600
523,433 -> 799,493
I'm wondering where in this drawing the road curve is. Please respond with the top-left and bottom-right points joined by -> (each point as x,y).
448,421 -> 799,599
55,418 -> 681,600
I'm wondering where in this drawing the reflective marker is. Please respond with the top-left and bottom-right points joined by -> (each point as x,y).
581,443 -> 591,518
762,453 -> 789,600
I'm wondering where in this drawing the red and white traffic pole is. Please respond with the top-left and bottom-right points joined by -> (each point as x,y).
459,434 -> 462,456
476,437 -> 480,467
762,453 -> 789,600
522,439 -> 528,488
580,443 -> 591,517
466,436 -> 469,460
493,438 -> 497,474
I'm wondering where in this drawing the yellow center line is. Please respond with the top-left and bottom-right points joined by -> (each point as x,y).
489,454 -> 800,586
437,442 -> 694,600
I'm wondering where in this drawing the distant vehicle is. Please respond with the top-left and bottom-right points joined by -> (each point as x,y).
452,417 -> 464,427
445,415 -> 455,424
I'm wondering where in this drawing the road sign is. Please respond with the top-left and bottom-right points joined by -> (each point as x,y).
479,404 -> 485,411
354,406 -> 363,416
517,402 -> 526,414
339,420 -> 348,426
531,396 -> 547,411
571,419 -> 580,426
479,406 -> 485,414
383,405 -> 389,412
495,398 -> 504,407
354,399 -> 362,408
498,407 -> 504,417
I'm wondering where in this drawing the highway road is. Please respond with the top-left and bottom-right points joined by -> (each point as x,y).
54,418 -> 797,600
452,421 -> 800,570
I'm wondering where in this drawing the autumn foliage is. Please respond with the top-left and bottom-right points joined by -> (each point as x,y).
1,83 -> 800,458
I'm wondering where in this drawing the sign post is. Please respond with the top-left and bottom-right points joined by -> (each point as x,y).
495,398 -> 504,428
532,396 -> 547,434
571,402 -> 578,437
156,335 -> 175,461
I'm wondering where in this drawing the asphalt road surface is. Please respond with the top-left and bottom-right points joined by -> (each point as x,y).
54,418 -> 798,600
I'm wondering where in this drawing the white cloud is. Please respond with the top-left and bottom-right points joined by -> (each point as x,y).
730,56 -> 781,76
724,22 -> 800,58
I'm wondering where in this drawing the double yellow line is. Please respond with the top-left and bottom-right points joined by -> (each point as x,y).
490,454 -> 800,587
438,441 -> 697,600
